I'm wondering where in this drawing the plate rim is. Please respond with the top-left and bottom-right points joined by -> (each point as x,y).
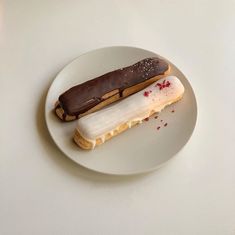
45,45 -> 198,175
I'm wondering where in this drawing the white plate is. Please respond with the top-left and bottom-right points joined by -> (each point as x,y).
45,46 -> 197,175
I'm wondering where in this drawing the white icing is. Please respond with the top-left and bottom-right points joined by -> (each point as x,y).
89,139 -> 96,149
100,135 -> 105,144
77,76 -> 184,143
127,121 -> 132,128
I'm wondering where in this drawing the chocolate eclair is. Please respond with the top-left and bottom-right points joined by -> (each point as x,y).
55,57 -> 170,121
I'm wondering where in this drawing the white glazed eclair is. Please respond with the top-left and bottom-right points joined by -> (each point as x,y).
74,76 -> 185,150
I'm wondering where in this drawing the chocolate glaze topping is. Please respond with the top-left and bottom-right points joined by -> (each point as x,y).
57,57 -> 169,118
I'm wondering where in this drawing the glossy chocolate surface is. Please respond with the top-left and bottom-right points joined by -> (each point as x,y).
57,57 -> 169,118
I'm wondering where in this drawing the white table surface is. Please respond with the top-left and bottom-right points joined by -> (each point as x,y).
1,0 -> 235,234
